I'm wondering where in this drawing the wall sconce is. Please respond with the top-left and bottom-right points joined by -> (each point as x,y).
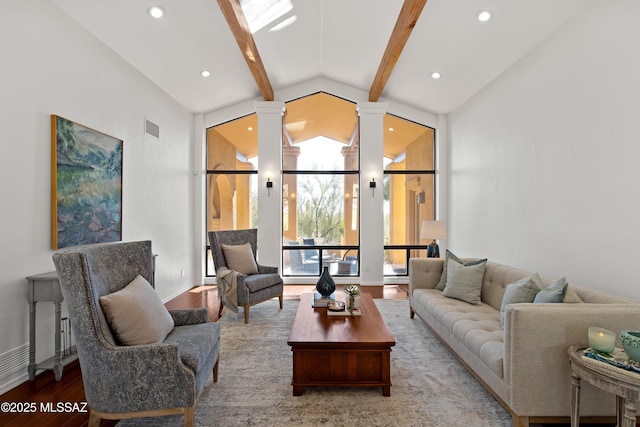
369,177 -> 376,196
266,177 -> 273,197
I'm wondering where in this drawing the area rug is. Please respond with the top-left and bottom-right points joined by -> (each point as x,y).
118,298 -> 512,426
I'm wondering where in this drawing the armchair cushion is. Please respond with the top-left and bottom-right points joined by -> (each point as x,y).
99,275 -> 174,345
164,322 -> 221,373
222,243 -> 259,275
244,273 -> 283,292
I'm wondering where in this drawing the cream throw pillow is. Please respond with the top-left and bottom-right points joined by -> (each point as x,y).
563,284 -> 583,303
99,275 -> 174,345
222,243 -> 259,275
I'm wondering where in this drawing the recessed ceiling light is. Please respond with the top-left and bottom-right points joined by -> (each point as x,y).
431,72 -> 442,79
247,127 -> 253,131
147,6 -> 165,19
388,127 -> 394,132
200,70 -> 211,78
477,10 -> 493,22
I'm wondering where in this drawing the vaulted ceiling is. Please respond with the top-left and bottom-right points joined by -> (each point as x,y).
49,0 -> 595,115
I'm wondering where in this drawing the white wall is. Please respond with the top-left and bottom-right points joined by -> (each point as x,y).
448,0 -> 640,300
0,0 -> 195,392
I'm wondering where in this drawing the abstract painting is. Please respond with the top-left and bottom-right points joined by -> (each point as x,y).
51,115 -> 123,249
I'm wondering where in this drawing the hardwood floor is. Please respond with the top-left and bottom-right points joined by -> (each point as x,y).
0,284 -> 407,426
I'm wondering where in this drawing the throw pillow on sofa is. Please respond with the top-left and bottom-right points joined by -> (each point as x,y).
436,250 -> 487,291
562,284 -> 583,303
500,273 -> 543,327
534,276 -> 568,303
441,256 -> 488,305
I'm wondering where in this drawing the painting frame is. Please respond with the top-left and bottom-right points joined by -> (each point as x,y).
51,115 -> 123,249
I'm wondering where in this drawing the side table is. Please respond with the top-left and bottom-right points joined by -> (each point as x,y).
26,272 -> 77,381
567,345 -> 640,427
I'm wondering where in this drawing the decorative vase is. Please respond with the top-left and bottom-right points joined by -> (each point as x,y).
347,294 -> 361,311
316,266 -> 335,297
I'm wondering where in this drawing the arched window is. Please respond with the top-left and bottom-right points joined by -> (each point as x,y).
282,93 -> 359,277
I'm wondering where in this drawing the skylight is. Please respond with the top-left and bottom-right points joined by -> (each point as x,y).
240,0 -> 293,34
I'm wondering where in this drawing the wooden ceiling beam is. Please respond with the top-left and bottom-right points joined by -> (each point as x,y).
369,0 -> 428,102
217,0 -> 274,101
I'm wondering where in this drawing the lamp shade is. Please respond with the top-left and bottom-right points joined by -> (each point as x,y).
420,220 -> 447,240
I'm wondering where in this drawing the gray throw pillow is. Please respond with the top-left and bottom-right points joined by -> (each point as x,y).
441,257 -> 488,305
500,273 -> 543,327
534,277 -> 568,304
436,250 -> 486,291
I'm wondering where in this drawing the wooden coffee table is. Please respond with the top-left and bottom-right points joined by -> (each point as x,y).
287,293 -> 396,396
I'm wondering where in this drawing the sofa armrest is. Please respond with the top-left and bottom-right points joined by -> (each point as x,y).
168,308 -> 209,326
409,258 -> 444,295
504,303 -> 640,416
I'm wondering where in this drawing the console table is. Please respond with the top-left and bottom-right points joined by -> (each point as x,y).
26,271 -> 77,381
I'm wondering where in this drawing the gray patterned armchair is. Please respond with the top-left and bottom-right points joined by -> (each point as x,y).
209,229 -> 283,323
52,240 -> 220,427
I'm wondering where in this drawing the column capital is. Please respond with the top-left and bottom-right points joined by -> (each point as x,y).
356,102 -> 388,116
254,101 -> 285,116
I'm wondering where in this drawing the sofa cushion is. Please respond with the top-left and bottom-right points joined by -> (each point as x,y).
436,250 -> 486,291
500,273 -> 543,327
442,257 -> 488,305
99,275 -> 175,345
222,243 -> 259,275
414,289 -> 504,379
534,277 -> 568,303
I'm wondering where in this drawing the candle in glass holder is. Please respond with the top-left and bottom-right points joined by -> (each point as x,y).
588,327 -> 616,353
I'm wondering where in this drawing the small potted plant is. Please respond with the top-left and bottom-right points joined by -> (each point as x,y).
344,284 -> 361,314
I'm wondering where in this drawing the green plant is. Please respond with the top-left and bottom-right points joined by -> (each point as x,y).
344,285 -> 360,314
344,284 -> 360,296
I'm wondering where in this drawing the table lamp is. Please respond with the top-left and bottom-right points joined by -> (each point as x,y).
420,220 -> 447,258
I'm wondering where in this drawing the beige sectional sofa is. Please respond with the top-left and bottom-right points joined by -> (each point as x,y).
409,257 -> 640,427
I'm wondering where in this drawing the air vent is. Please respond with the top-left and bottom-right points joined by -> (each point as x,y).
145,118 -> 160,139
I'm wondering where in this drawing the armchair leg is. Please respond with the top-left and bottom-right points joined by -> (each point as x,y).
213,358 -> 219,383
184,405 -> 195,427
88,409 -> 101,427
218,301 -> 224,318
279,294 -> 283,309
244,306 -> 249,324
